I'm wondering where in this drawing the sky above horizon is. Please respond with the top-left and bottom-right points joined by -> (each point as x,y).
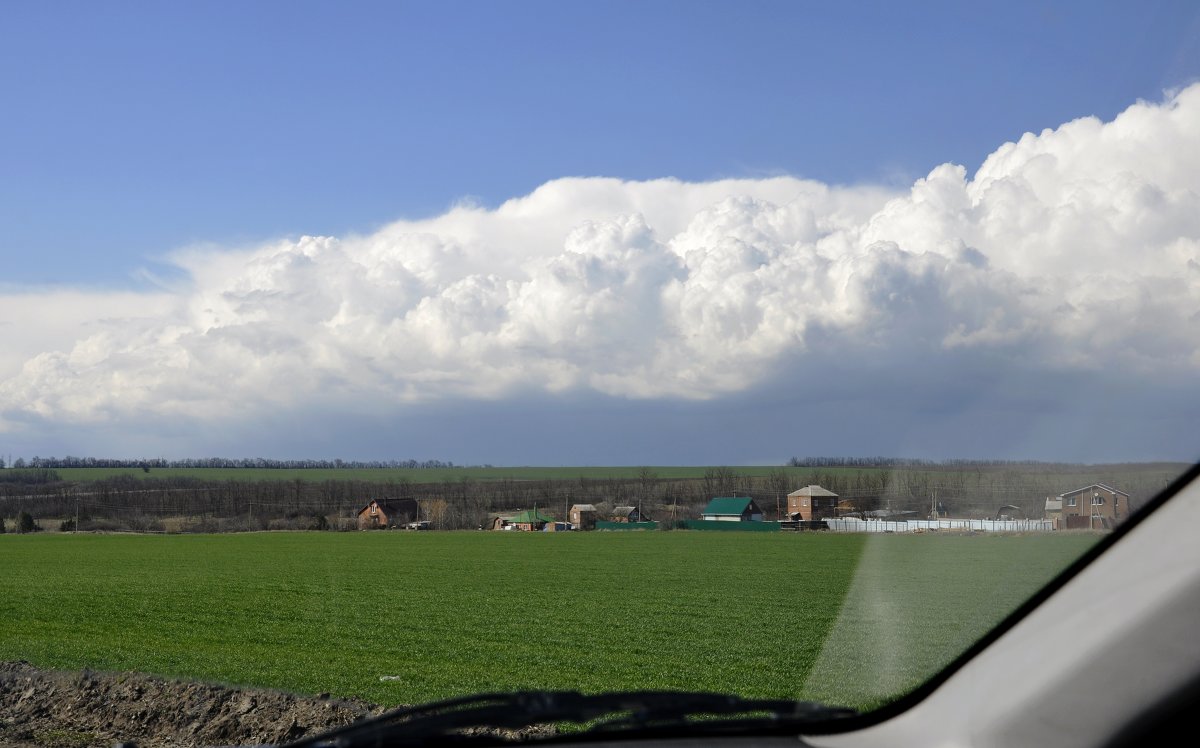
2,1 -> 1200,464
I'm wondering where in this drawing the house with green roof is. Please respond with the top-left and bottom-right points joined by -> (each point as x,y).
489,508 -> 555,531
700,496 -> 764,522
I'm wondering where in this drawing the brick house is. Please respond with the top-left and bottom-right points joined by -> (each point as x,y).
356,498 -> 419,530
786,485 -> 839,521
569,504 -> 598,530
1054,483 -> 1129,529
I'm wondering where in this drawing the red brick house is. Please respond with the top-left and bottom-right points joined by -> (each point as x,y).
1055,483 -> 1129,529
569,504 -> 598,530
356,498 -> 419,530
786,485 -> 839,521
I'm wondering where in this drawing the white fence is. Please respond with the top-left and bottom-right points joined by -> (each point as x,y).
824,517 -> 1055,533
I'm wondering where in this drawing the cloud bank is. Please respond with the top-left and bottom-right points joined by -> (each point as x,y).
3,85 -> 1200,459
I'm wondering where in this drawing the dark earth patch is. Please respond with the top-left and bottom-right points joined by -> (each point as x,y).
0,661 -> 556,747
1,660 -> 374,747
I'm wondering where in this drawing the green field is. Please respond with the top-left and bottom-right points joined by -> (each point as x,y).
0,532 -> 1096,710
50,465 -> 876,482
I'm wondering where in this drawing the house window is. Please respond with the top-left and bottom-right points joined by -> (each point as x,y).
1067,497 -> 1076,507
802,500 -> 809,506
370,504 -> 378,515
1092,495 -> 1104,505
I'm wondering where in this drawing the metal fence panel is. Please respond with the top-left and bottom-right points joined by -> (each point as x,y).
683,520 -> 782,532
824,517 -> 1055,533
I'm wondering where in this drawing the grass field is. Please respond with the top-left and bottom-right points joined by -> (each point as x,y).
0,532 -> 1096,710
801,533 -> 1097,708
50,465 -> 880,482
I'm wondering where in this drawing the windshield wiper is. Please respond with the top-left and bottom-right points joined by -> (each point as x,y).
280,689 -> 856,747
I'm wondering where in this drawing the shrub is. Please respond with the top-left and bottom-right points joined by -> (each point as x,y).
267,517 -> 316,531
17,511 -> 39,534
83,517 -> 123,533
125,514 -> 164,533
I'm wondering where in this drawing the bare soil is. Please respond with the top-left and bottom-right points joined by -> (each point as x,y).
0,662 -> 557,747
0,661 -> 377,747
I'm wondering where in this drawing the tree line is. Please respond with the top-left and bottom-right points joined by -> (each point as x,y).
783,456 -> 1169,469
10,456 -> 471,470
0,462 -> 1183,533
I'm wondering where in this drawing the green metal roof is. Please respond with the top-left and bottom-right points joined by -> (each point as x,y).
507,509 -> 555,524
702,497 -> 755,516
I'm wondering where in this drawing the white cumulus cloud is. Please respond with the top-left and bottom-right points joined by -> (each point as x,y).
3,85 -> 1200,435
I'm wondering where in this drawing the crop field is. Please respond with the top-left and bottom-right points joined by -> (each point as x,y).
50,465 -> 889,483
0,532 -> 1097,711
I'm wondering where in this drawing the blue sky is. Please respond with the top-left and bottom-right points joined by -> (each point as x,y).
4,1 -> 1198,286
2,1 -> 1199,463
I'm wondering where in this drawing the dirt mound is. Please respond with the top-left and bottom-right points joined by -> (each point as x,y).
0,661 -> 376,747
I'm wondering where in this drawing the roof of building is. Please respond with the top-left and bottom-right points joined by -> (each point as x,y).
787,485 -> 839,498
507,509 -> 555,524
357,498 -> 419,515
702,497 -> 757,515
613,506 -> 638,515
862,509 -> 918,518
1045,497 -> 1063,512
571,504 -> 597,512
1059,483 -> 1129,498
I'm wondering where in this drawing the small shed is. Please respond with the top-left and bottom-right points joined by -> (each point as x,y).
611,506 -> 646,523
786,486 -> 839,521
356,498 -> 419,530
569,504 -> 598,530
701,497 -> 763,522
489,514 -> 515,531
1044,496 -> 1063,528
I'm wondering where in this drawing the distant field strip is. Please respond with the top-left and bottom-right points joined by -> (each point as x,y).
0,532 -> 1095,710
51,466 -> 891,482
48,463 -> 1186,487
802,534 -> 1098,709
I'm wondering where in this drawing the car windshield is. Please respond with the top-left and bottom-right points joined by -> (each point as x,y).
2,2 -> 1199,746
